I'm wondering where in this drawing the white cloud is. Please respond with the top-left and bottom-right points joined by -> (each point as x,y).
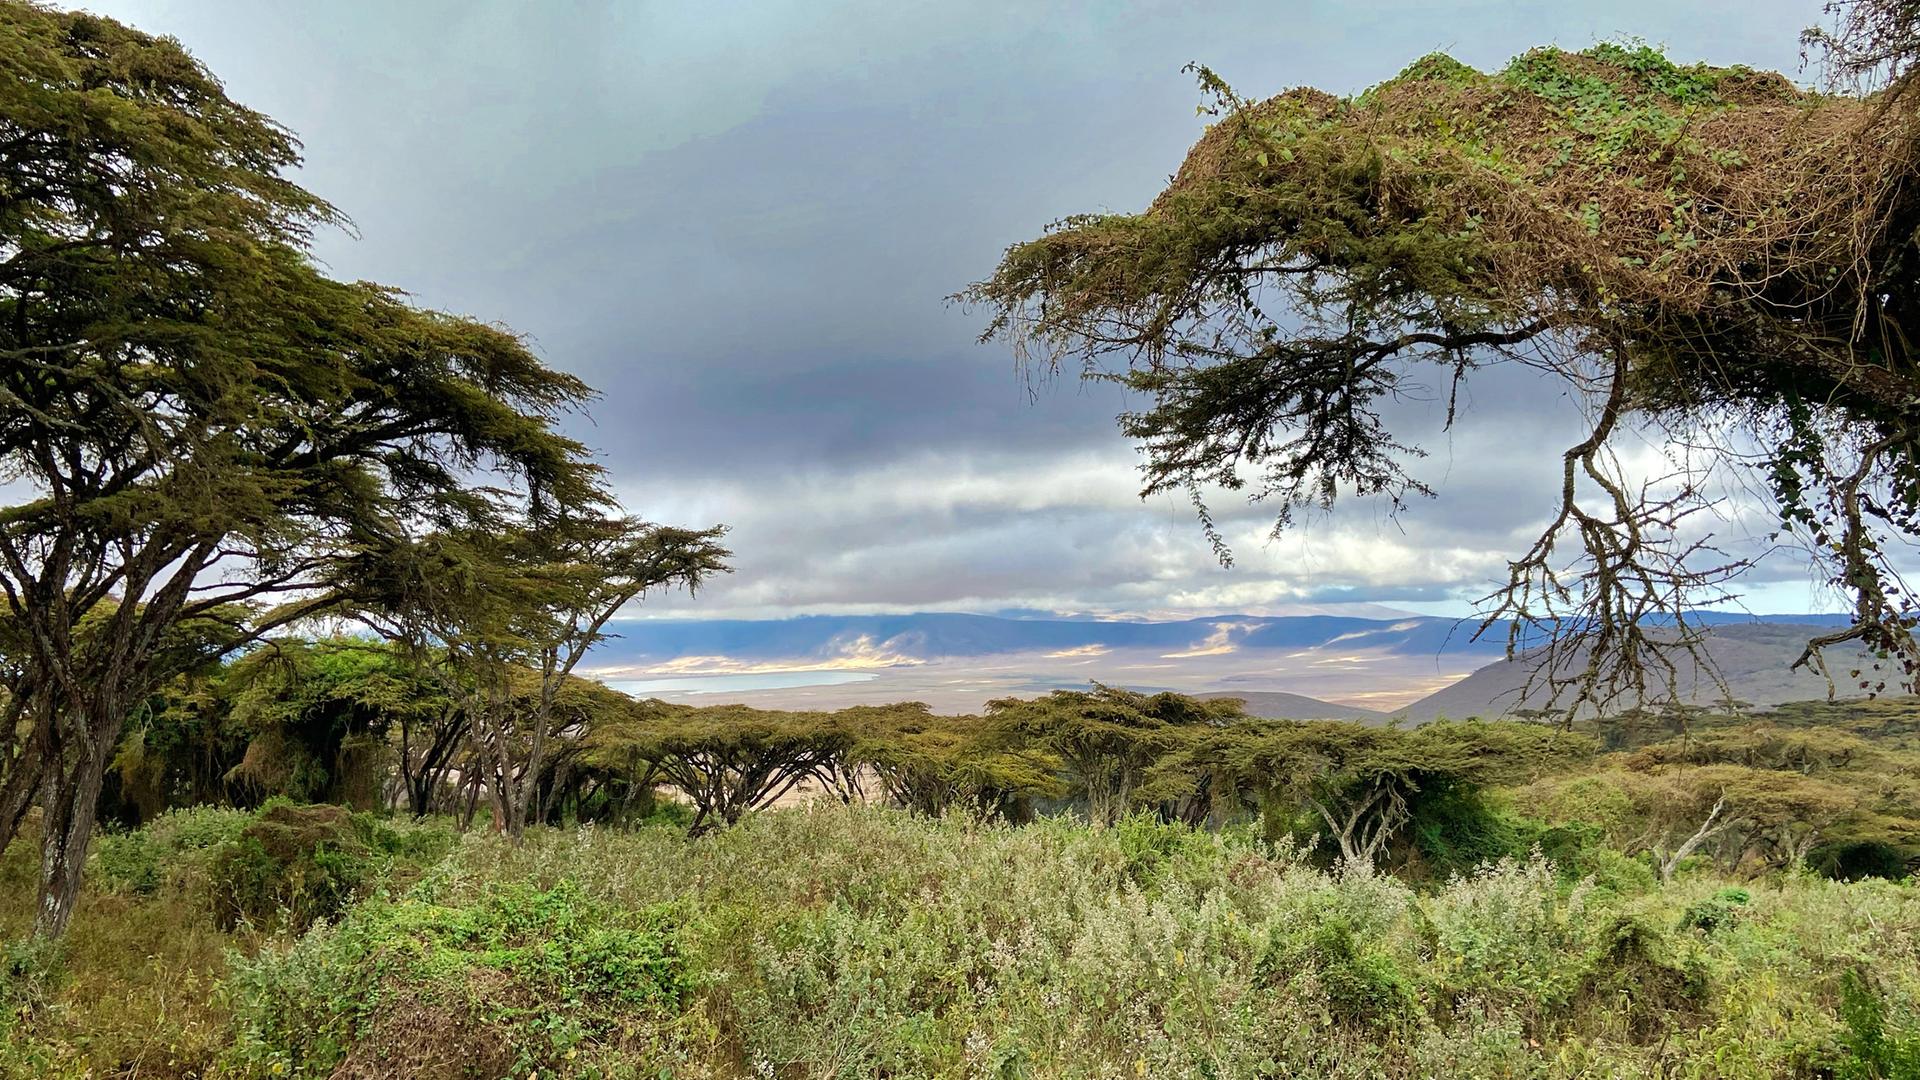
586,633 -> 924,678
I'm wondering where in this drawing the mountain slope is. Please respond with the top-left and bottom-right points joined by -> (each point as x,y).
1197,690 -> 1391,723
1395,622 -> 1884,722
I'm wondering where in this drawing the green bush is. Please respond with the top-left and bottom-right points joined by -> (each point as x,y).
1679,886 -> 1751,933
208,802 -> 376,931
1577,845 -> 1660,900
1406,783 -> 1526,877
1110,811 -> 1233,890
1302,918 -> 1421,1027
91,804 -> 253,897
1578,914 -> 1710,1038
0,936 -> 61,1020
205,801 -> 453,931
224,879 -> 690,1080
15,802 -> 1920,1077
1818,841 -> 1919,883
1838,969 -> 1920,1080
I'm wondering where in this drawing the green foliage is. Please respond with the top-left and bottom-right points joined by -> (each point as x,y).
1522,705 -> 1920,881
363,514 -> 730,838
206,800 -> 452,932
6,805 -> 1920,1076
91,805 -> 253,897
1838,969 -> 1920,1080
586,699 -> 859,832
1216,717 -> 1595,867
224,880 -> 690,1079
1679,887 -> 1750,933
1257,903 -> 1421,1029
965,30 -> 1920,706
0,935 -> 61,1021
1405,781 -> 1527,877
985,684 -> 1243,826
0,0 -> 686,938
219,639 -> 440,809
853,705 -> 1063,821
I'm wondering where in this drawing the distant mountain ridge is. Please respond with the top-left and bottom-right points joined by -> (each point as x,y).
593,610 -> 1854,669
1196,690 -> 1391,723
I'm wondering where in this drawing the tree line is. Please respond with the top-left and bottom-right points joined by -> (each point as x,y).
83,649 -> 1920,884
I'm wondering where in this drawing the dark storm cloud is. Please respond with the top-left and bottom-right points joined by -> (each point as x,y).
90,0 -> 1837,618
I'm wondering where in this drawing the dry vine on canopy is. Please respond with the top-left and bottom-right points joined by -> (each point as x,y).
963,24 -> 1920,716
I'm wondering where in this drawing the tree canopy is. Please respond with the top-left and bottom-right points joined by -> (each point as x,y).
984,684 -> 1246,825
0,3 -> 722,935
965,32 -> 1920,714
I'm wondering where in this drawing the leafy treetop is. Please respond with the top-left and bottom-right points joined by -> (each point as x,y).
965,34 -> 1920,714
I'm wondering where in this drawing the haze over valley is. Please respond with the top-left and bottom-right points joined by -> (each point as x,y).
584,610 -> 1867,717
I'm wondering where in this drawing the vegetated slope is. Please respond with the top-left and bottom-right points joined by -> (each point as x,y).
1396,622 -> 1885,722
17,806 -> 1915,1079
1196,690 -> 1391,723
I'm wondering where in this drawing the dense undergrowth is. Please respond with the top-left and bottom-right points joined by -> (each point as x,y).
3,801 -> 1918,1079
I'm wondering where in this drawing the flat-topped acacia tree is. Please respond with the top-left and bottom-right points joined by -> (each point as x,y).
984,684 -> 1246,826
359,514 -> 731,838
965,8 -> 1920,715
0,5 -> 719,936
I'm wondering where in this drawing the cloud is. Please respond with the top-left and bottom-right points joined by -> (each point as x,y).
83,0 -> 1850,624
586,633 -> 924,678
1322,619 -> 1428,647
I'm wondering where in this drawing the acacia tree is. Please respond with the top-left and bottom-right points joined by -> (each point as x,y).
1519,713 -> 1920,878
364,514 -> 729,837
965,12 -> 1920,715
386,650 -> 471,819
984,685 -> 1244,826
1622,722 -> 1916,873
587,702 -> 853,834
1227,720 -> 1592,866
0,5 -> 632,937
855,706 -> 1062,821
217,637 -> 452,810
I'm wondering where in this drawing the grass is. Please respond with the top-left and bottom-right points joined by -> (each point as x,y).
3,804 -> 1919,1078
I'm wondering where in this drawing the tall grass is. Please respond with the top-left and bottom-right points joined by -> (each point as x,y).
6,804 -> 1919,1078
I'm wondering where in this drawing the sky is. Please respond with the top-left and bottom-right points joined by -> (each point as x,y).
87,0 -> 1853,622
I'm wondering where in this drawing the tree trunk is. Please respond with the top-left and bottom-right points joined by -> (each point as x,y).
0,730 -> 48,861
490,751 -> 517,838
404,713 -> 467,818
1659,796 -> 1728,883
0,685 -> 51,859
33,722 -> 111,939
459,766 -> 483,831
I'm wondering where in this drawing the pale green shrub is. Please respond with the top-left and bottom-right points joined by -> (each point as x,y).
208,804 -> 1920,1078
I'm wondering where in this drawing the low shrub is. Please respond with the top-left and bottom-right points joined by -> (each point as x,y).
91,805 -> 253,897
1405,783 -> 1526,878
1838,969 -> 1920,1080
0,936 -> 62,1020
10,802 -> 1920,1077
223,879 -> 692,1079
206,801 -> 454,931
1679,886 -> 1750,933
1302,918 -> 1421,1027
1577,914 -> 1711,1040
208,802 -> 375,931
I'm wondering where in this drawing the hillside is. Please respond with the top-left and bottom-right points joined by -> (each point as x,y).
1396,622 -> 1885,722
1196,690 -> 1391,723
